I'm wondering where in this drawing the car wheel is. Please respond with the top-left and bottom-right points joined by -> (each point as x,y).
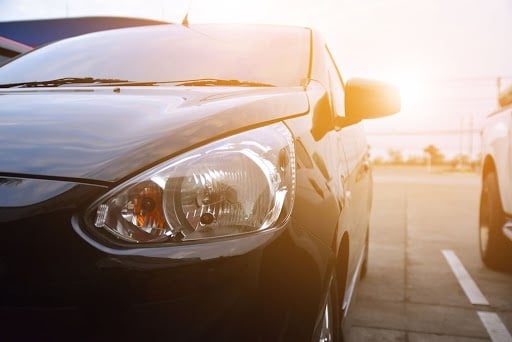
359,228 -> 369,279
479,172 -> 512,270
318,275 -> 342,342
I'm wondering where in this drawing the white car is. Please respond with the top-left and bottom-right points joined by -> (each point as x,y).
479,85 -> 512,270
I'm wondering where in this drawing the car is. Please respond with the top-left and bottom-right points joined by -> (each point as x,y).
479,84 -> 512,271
0,36 -> 32,64
0,23 -> 399,341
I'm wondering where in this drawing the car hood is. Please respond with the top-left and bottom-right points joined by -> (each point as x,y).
0,86 -> 308,183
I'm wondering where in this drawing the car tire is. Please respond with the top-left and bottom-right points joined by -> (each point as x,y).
479,172 -> 512,270
317,274 -> 342,342
359,228 -> 369,279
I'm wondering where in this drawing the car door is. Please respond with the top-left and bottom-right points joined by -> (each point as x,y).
325,46 -> 371,283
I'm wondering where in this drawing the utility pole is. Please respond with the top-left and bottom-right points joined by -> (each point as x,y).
497,77 -> 502,107
469,114 -> 474,163
459,116 -> 464,168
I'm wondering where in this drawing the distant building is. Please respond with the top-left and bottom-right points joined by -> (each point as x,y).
0,16 -> 169,47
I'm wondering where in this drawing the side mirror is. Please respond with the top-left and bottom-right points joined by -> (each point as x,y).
339,78 -> 401,127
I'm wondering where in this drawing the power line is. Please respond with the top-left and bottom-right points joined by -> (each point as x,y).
425,76 -> 512,83
367,130 -> 480,136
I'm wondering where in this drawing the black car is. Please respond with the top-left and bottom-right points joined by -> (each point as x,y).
0,24 -> 399,341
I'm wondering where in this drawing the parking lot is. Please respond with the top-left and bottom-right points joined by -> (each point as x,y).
348,166 -> 512,341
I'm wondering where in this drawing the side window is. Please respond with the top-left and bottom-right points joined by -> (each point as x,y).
0,47 -> 18,65
325,46 -> 345,117
0,55 -> 10,65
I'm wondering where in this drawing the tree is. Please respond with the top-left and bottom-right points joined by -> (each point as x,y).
387,149 -> 404,165
423,144 -> 445,165
372,156 -> 385,165
405,155 -> 424,165
451,154 -> 470,167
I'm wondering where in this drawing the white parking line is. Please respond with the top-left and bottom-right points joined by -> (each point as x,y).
442,249 -> 512,342
478,312 -> 512,342
441,249 -> 489,305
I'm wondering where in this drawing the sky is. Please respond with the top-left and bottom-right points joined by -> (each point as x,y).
1,0 -> 511,159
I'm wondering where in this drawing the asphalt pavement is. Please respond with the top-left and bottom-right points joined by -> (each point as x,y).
347,166 -> 512,342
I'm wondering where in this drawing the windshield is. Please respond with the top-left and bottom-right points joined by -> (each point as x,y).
0,24 -> 310,87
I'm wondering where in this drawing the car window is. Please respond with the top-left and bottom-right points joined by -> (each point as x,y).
0,54 -> 10,65
325,46 -> 345,117
0,46 -> 19,65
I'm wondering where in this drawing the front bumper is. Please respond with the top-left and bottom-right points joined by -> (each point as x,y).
0,207 -> 332,341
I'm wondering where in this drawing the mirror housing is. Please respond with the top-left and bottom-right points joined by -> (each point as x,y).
338,78 -> 401,127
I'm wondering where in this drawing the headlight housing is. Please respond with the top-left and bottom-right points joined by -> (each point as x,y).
88,123 -> 295,244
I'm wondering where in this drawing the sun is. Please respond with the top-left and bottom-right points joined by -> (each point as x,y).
396,76 -> 422,107
376,68 -> 431,111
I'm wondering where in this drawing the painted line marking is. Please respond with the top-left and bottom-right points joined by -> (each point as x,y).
442,250 -> 512,342
441,249 -> 489,305
478,311 -> 512,342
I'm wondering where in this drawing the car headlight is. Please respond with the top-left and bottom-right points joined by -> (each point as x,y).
88,123 -> 295,244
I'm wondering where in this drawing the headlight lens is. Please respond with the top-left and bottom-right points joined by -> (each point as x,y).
90,123 -> 295,244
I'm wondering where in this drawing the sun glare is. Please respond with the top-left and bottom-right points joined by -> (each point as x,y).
376,68 -> 432,111
396,77 -> 423,108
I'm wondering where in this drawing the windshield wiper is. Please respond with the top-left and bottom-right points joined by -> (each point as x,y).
0,77 -> 276,88
169,78 -> 275,87
0,77 -> 130,88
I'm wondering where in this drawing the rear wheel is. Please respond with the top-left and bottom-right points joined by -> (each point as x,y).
479,172 -> 512,270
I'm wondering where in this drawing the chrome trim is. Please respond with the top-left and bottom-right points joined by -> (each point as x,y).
503,219 -> 512,241
72,215 -> 282,261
